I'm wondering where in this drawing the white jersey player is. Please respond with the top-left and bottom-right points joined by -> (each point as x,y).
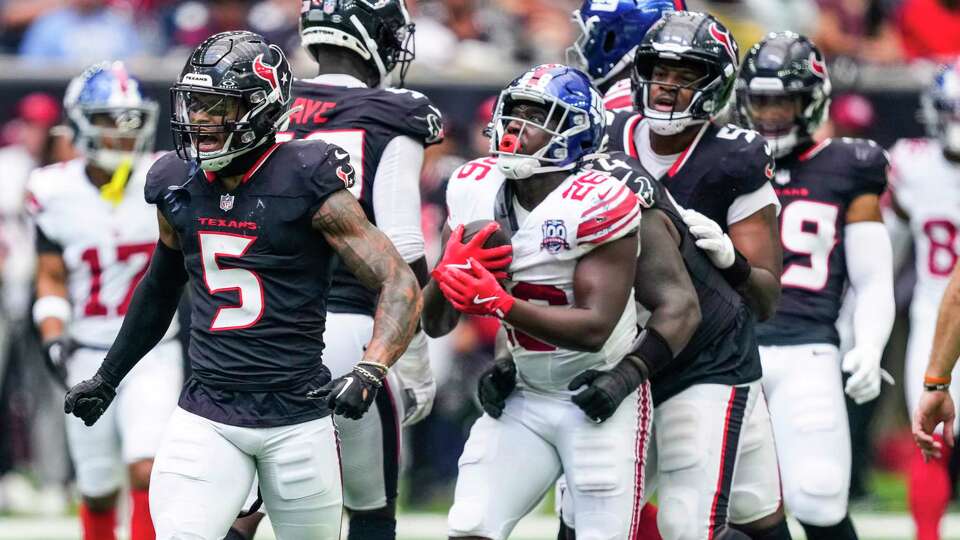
887,61 -> 960,540
422,65 -> 648,540
29,62 -> 182,540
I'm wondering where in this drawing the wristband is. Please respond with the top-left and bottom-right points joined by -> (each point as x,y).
625,327 -> 674,377
32,296 -> 72,326
720,249 -> 752,288
924,374 -> 951,392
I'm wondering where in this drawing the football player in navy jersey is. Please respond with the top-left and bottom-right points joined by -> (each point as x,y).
225,3 -> 443,540
605,12 -> 783,322
63,31 -> 421,540
566,0 -> 685,110
736,33 -> 894,540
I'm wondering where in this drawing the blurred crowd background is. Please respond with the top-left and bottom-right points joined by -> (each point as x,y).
0,0 -> 958,520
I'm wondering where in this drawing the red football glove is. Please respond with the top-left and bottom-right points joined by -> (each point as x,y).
435,258 -> 516,319
433,223 -> 513,280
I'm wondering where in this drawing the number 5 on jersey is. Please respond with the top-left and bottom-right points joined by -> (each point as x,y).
199,232 -> 264,331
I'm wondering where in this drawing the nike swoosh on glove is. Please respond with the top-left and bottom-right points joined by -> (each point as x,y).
477,357 -> 517,418
568,355 -> 648,423
681,209 -> 736,269
435,258 -> 515,318
842,346 -> 884,405
308,362 -> 387,420
64,374 -> 116,426
433,223 -> 513,280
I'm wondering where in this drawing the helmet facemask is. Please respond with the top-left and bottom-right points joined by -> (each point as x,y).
737,79 -> 829,158
171,85 -> 284,172
70,104 -> 157,171
633,54 -> 725,136
490,91 -> 595,180
566,11 -> 636,87
922,92 -> 960,156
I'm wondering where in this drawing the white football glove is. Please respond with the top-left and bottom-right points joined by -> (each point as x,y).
681,209 -> 736,269
842,346 -> 886,405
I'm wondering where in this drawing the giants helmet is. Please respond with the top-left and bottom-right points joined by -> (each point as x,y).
921,59 -> 960,155
64,61 -> 157,172
631,11 -> 739,135
299,0 -> 415,87
567,0 -> 685,87
170,31 -> 293,172
490,64 -> 605,180
736,32 -> 831,158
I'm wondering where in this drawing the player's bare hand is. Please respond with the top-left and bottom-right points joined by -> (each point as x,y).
308,362 -> 386,420
433,223 -> 513,280
64,374 -> 116,426
477,357 -> 517,418
913,390 -> 956,461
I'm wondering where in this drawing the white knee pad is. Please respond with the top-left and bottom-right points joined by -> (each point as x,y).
658,486 -> 701,540
655,407 -> 707,540
785,461 -> 847,527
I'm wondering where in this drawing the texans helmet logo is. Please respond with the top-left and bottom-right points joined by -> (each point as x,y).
708,23 -> 738,64
253,54 -> 279,92
808,52 -> 828,80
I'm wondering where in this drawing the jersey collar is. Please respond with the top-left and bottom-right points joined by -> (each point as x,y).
203,143 -> 284,185
798,138 -> 832,162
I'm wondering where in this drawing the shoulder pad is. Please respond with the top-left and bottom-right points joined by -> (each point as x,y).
144,151 -> 190,205
836,137 -> 888,195
714,125 -> 775,192
378,88 -> 445,146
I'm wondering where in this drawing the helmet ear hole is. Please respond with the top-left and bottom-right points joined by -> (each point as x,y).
602,31 -> 616,54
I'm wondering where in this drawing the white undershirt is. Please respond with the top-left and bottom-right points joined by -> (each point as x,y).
633,121 -> 781,226
307,73 -> 427,263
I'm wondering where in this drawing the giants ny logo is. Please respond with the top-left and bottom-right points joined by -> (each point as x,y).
541,219 -> 570,254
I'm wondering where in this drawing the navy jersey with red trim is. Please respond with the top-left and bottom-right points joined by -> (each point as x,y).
756,138 -> 888,347
607,111 -> 775,230
591,152 -> 761,404
284,79 -> 443,316
144,141 -> 352,427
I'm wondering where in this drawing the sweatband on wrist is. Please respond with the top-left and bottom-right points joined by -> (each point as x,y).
32,296 -> 72,326
626,327 -> 674,377
720,249 -> 752,288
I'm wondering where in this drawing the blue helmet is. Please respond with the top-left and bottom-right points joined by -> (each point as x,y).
64,61 -> 157,171
921,60 -> 960,154
490,64 -> 605,179
567,0 -> 684,87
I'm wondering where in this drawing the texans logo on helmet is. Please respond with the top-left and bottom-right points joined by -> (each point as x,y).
253,54 -> 280,92
808,52 -> 828,79
708,23 -> 738,64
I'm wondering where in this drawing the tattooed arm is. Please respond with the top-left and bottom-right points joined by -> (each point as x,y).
312,190 -> 422,369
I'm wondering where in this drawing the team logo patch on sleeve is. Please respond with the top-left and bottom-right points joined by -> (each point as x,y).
541,219 -> 570,253
336,162 -> 356,188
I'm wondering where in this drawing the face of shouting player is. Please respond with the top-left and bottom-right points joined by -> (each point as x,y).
647,59 -> 708,115
184,92 -> 244,153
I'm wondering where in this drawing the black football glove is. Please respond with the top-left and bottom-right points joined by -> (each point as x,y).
308,362 -> 387,420
477,357 -> 517,418
42,336 -> 74,389
64,373 -> 116,426
568,355 -> 649,423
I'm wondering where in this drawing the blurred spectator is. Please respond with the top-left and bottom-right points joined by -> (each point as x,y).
247,0 -> 299,55
814,0 -> 903,63
164,0 -> 250,51
18,0 -> 142,63
895,0 -> 960,62
740,0 -> 820,36
0,0 -> 60,53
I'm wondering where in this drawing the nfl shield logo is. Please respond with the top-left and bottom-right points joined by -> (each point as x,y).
220,194 -> 235,212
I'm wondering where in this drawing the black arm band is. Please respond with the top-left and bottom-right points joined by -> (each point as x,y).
626,327 -> 674,377
96,242 -> 188,387
720,249 -> 752,289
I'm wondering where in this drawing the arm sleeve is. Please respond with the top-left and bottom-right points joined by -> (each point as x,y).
844,221 -> 896,352
726,182 -> 781,226
372,136 -> 426,263
95,241 -> 188,387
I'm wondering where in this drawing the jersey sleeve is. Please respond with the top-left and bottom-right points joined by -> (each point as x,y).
381,89 -> 445,147
602,79 -> 634,112
845,138 -> 889,197
305,141 -> 352,217
576,176 -> 642,248
25,167 -> 61,244
444,157 -> 500,227
144,151 -> 187,207
719,127 -> 776,196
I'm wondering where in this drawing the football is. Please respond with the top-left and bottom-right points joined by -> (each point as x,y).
461,219 -> 511,250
